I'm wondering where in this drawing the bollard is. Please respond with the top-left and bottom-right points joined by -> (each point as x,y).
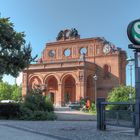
97,98 -> 105,130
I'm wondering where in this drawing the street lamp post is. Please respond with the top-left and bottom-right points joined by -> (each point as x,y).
127,57 -> 134,112
93,74 -> 98,105
127,57 -> 135,102
79,74 -> 83,99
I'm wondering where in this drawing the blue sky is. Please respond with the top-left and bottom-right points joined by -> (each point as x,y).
0,0 -> 139,86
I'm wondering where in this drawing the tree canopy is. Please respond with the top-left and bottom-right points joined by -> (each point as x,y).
0,17 -> 36,78
107,86 -> 135,110
107,86 -> 135,102
0,81 -> 22,101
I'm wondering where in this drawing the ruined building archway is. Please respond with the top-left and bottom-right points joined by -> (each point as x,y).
62,75 -> 76,104
44,75 -> 58,104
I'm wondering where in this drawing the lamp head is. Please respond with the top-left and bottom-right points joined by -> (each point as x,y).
126,57 -> 135,62
127,57 -> 135,66
93,74 -> 97,80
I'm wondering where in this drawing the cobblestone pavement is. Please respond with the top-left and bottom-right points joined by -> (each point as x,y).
0,120 -> 139,140
55,110 -> 96,121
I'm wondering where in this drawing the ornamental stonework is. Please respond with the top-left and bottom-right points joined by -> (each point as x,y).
22,29 -> 127,106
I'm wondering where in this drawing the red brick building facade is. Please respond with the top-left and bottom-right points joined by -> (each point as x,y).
22,29 -> 127,106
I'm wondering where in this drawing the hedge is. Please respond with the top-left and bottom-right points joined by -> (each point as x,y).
0,103 -> 20,119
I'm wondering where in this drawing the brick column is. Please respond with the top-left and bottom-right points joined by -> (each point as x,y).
80,81 -> 86,99
76,82 -> 80,102
22,73 -> 27,97
55,83 -> 62,107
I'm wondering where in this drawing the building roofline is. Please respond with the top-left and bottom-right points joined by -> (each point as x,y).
46,37 -> 103,46
23,60 -> 96,72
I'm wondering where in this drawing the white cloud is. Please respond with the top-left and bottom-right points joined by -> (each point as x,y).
16,72 -> 22,86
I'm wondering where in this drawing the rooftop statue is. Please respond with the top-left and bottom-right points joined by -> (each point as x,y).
56,30 -> 64,40
56,28 -> 79,41
69,28 -> 79,38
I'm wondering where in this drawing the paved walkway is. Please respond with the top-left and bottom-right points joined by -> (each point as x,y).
0,125 -> 58,140
55,110 -> 96,121
0,120 -> 139,140
0,110 -> 139,140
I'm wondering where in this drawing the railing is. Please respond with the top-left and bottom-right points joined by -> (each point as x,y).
97,98 -> 139,135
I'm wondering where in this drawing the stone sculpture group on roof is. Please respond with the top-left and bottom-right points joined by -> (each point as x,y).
56,28 -> 79,41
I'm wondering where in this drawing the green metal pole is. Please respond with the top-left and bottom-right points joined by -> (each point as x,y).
134,51 -> 140,136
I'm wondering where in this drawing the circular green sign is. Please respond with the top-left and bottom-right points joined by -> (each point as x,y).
127,19 -> 140,45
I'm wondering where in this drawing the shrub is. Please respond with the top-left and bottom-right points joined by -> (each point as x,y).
20,90 -> 55,120
89,102 -> 96,112
31,111 -> 56,120
19,106 -> 56,120
45,97 -> 54,112
46,112 -> 57,120
23,90 -> 53,111
19,105 -> 33,120
24,93 -> 46,111
0,89 -> 55,120
0,103 -> 20,119
32,111 -> 48,120
80,98 -> 86,107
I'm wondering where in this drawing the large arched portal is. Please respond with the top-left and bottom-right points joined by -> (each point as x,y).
62,75 -> 76,104
45,76 -> 58,104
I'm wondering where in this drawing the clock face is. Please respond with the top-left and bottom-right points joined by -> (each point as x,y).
103,44 -> 111,54
48,50 -> 55,57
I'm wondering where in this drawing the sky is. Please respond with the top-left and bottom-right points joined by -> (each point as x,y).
0,0 -> 139,86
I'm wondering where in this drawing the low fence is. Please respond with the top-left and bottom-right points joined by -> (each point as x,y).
97,98 -> 139,136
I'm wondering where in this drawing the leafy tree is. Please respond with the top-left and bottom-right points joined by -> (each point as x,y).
0,16 -> 36,78
11,84 -> 22,101
107,86 -> 135,102
107,86 -> 135,110
0,82 -> 12,100
0,82 -> 22,101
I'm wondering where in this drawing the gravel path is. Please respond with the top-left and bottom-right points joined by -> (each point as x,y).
0,120 -> 139,140
55,110 -> 96,121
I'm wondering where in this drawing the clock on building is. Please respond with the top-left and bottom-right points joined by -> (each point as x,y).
48,50 -> 55,57
103,44 -> 111,54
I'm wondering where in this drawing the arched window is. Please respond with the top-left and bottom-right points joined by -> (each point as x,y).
103,64 -> 110,79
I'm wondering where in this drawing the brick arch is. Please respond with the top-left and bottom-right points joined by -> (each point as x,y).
103,64 -> 111,79
43,73 -> 60,84
29,74 -> 43,83
60,72 -> 78,83
28,75 -> 43,90
103,64 -> 111,72
44,75 -> 58,89
61,74 -> 76,103
44,74 -> 58,104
